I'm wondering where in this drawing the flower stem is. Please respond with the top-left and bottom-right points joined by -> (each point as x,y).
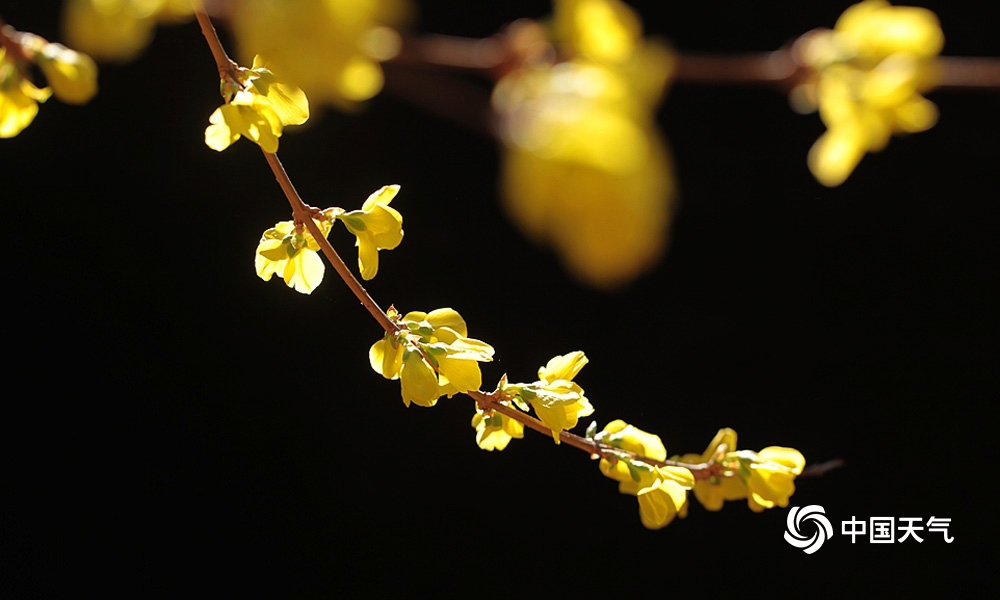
191,8 -> 766,483
262,151 -> 398,335
192,3 -> 239,88
469,389 -> 715,478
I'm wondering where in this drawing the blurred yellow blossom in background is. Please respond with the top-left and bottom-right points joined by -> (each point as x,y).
493,0 -> 676,289
793,0 -> 944,186
1,27 -> 97,137
229,0 -> 414,111
62,0 -> 193,62
0,47 -> 52,138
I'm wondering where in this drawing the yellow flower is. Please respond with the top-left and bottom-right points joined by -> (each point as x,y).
511,351 -> 594,443
675,427 -> 746,513
35,42 -> 98,105
471,408 -> 524,451
255,216 -> 333,294
205,56 -> 309,153
746,447 -> 806,513
794,0 -> 943,186
337,185 -> 404,280
370,308 -> 494,408
0,48 -> 52,138
494,0 -> 676,288
636,467 -> 695,529
62,0 -> 193,63
595,419 -> 693,529
597,419 -> 666,492
675,428 -> 805,514
230,0 -> 414,110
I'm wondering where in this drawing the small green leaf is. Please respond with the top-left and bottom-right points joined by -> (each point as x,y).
625,460 -> 641,482
585,421 -> 597,439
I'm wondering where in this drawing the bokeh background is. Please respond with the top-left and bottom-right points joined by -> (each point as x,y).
3,0 -> 995,595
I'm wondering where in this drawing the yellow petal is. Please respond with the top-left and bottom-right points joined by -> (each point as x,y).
282,249 -> 324,294
369,337 -> 403,379
37,43 -> 98,104
205,105 -> 240,151
437,355 -> 483,394
400,352 -> 440,408
357,235 -> 379,280
538,351 -> 588,383
361,184 -> 401,210
807,127 -> 868,187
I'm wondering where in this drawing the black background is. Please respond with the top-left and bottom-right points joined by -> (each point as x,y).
2,0 -> 995,596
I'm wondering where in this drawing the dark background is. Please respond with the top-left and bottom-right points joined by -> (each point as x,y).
2,0 -> 995,596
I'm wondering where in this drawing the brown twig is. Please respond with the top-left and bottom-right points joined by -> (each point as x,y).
192,8 -> 808,486
262,151 -> 399,335
192,3 -> 239,86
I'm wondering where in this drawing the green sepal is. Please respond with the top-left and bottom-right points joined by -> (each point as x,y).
340,212 -> 367,232
625,459 -> 642,482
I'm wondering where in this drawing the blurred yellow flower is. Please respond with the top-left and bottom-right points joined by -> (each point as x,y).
229,0 -> 413,110
62,0 -> 193,62
494,0 -> 676,288
205,56 -> 309,153
337,185 -> 404,280
471,407 -> 524,451
370,308 -> 494,408
35,42 -> 98,105
255,216 -> 333,294
794,0 -> 943,186
0,47 -> 52,138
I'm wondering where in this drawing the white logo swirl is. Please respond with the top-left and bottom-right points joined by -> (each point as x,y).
784,505 -> 833,554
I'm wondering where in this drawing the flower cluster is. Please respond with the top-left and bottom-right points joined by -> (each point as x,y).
500,351 -> 595,443
674,427 -> 806,514
0,26 -> 97,138
229,0 -> 414,110
255,214 -> 334,295
62,0 -> 193,63
471,407 -> 524,452
793,0 -> 944,186
370,308 -> 495,408
596,420 -> 695,529
493,0 -> 677,288
205,55 -> 309,153
337,185 -> 404,280
255,186 -> 404,293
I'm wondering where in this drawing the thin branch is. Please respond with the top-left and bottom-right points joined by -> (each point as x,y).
469,389 -> 716,478
191,8 -> 808,486
261,151 -> 398,335
192,3 -> 239,86
936,56 -> 1000,90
